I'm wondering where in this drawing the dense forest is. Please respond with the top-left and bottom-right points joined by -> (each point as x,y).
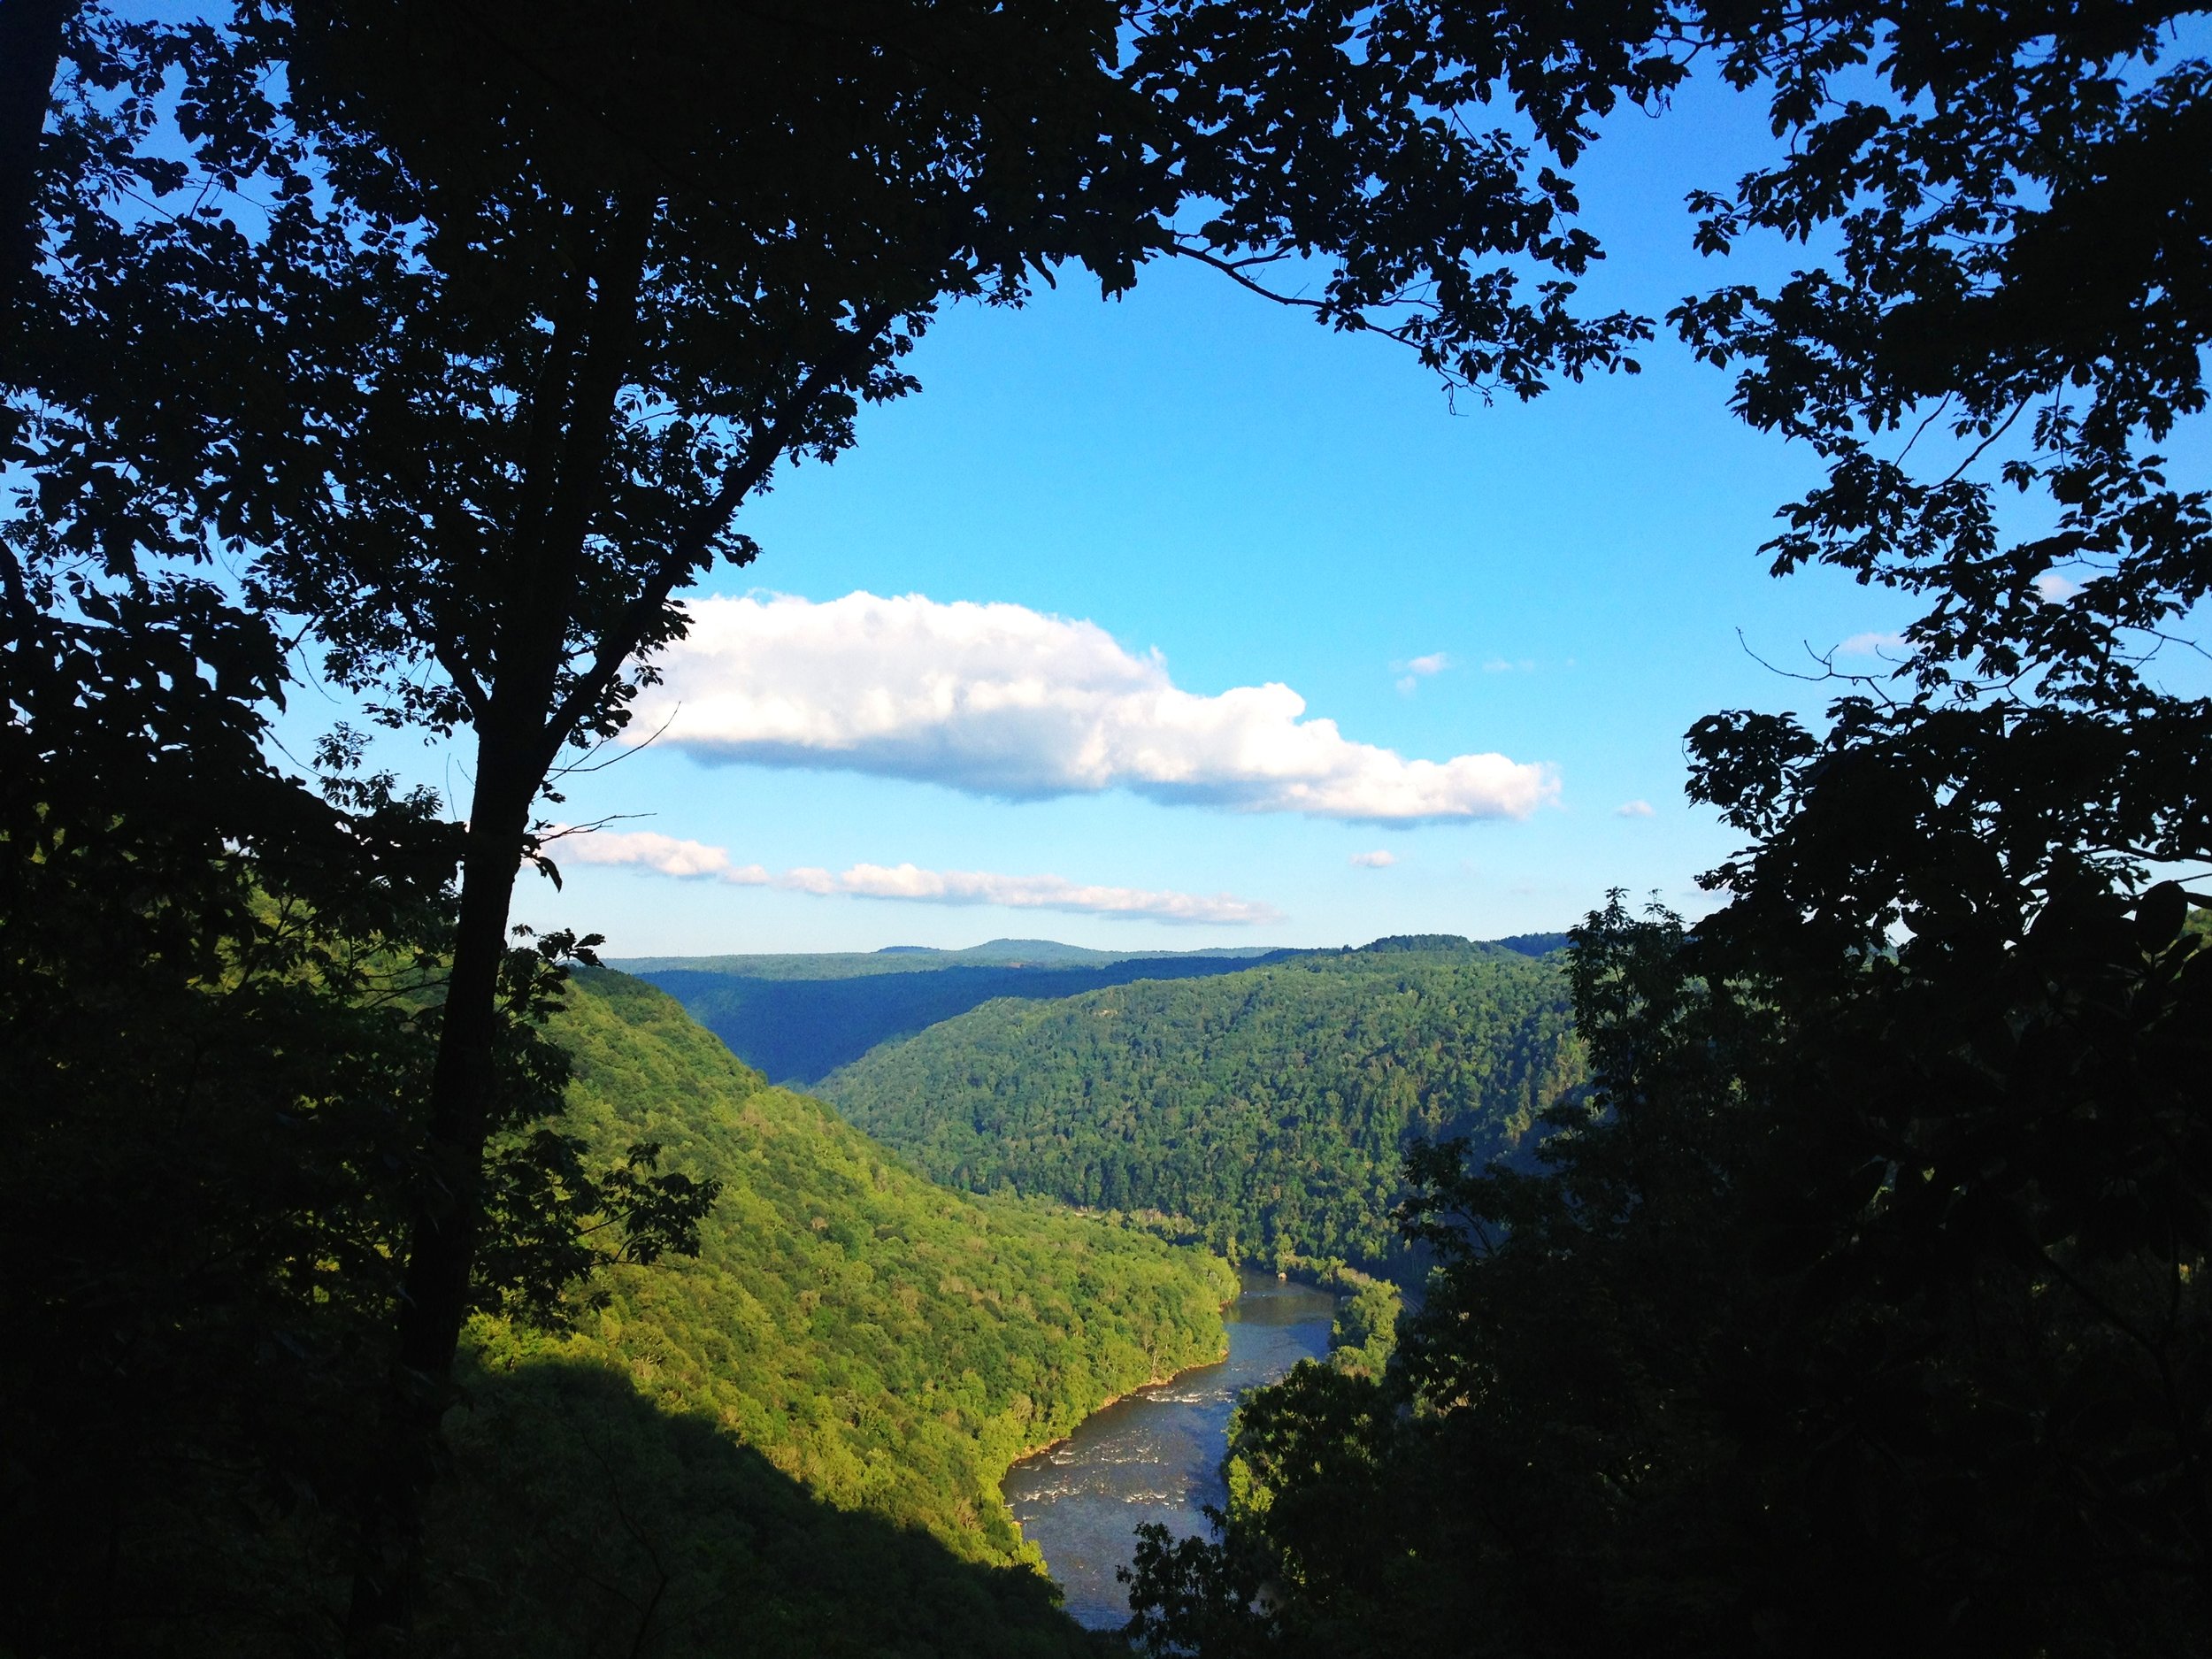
526,969 -> 1237,1565
10,6 -> 1597,1646
1115,8 -> 2212,1658
820,940 -> 1585,1274
415,968 -> 1237,1655
634,948 -> 1295,1083
616,938 -> 1278,978
5,948 -> 1236,1654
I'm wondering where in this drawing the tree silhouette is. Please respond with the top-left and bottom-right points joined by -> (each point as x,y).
10,2 -> 1691,1642
1128,7 -> 2212,1654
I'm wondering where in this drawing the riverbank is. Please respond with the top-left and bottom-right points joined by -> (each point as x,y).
1002,1271 -> 1339,1628
999,1327 -> 1233,1476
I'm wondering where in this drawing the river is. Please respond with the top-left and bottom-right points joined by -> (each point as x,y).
1002,1269 -> 1339,1630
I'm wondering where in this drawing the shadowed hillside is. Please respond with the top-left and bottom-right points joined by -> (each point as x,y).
614,938 -> 1281,978
426,1356 -> 1109,1658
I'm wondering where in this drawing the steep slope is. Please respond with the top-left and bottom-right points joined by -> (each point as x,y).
818,940 -> 1586,1275
434,969 -> 1236,1654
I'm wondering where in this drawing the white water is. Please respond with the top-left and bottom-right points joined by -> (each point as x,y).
1002,1270 -> 1337,1630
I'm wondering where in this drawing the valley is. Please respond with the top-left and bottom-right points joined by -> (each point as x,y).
1004,1271 -> 1339,1629
438,965 -> 1242,1652
619,941 -> 1292,1085
457,933 -> 1580,1644
18,16 -> 2191,1649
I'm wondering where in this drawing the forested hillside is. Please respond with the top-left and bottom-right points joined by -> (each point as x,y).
819,941 -> 1585,1274
428,969 -> 1237,1653
634,949 -> 1294,1083
616,937 -> 1279,978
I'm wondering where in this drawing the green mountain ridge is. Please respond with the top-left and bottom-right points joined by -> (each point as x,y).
626,952 -> 1305,1083
623,933 -> 1573,1086
434,967 -> 1237,1654
609,936 -> 1286,979
817,941 -> 1587,1276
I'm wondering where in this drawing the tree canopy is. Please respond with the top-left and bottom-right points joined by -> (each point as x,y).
1126,7 -> 2212,1655
5,4 -> 1677,1639
820,940 -> 1585,1275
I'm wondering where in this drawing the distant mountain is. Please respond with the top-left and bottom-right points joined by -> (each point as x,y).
901,937 -> 1279,967
611,936 -> 1281,979
441,968 -> 1236,1654
621,947 -> 1299,1082
816,939 -> 1587,1277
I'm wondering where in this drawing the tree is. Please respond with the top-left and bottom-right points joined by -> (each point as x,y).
15,2 -> 1685,1639
1128,5 -> 2212,1655
0,563 -> 720,1653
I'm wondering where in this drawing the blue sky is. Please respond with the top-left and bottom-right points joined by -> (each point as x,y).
309,77 -> 1934,957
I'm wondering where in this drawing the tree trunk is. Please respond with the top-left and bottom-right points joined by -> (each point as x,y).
345,194 -> 655,1650
344,730 -> 535,1649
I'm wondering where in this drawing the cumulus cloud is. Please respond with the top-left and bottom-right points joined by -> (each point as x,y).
1349,849 -> 1397,868
1615,800 -> 1655,818
549,829 -> 1276,924
636,593 -> 1555,823
553,827 -> 769,883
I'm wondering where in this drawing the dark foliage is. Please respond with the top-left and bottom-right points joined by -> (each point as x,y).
1125,5 -> 2212,1655
6,9 -> 1688,1628
0,549 -> 713,1649
0,562 -> 444,1650
1133,892 -> 2212,1658
4,0 -> 1686,1642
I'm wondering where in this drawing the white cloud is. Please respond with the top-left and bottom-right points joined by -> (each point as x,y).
638,593 -> 1555,823
1394,651 -> 1451,695
1838,631 -> 1906,657
1615,800 -> 1655,818
2034,571 -> 2083,603
1349,849 -> 1397,868
548,829 -> 1276,924
835,863 -> 1279,925
553,827 -> 769,883
1482,657 -> 1536,674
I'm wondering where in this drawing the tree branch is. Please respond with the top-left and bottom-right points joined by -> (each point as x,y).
536,311 -> 891,766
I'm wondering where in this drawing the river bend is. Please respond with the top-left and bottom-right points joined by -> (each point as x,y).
1003,1270 -> 1337,1630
